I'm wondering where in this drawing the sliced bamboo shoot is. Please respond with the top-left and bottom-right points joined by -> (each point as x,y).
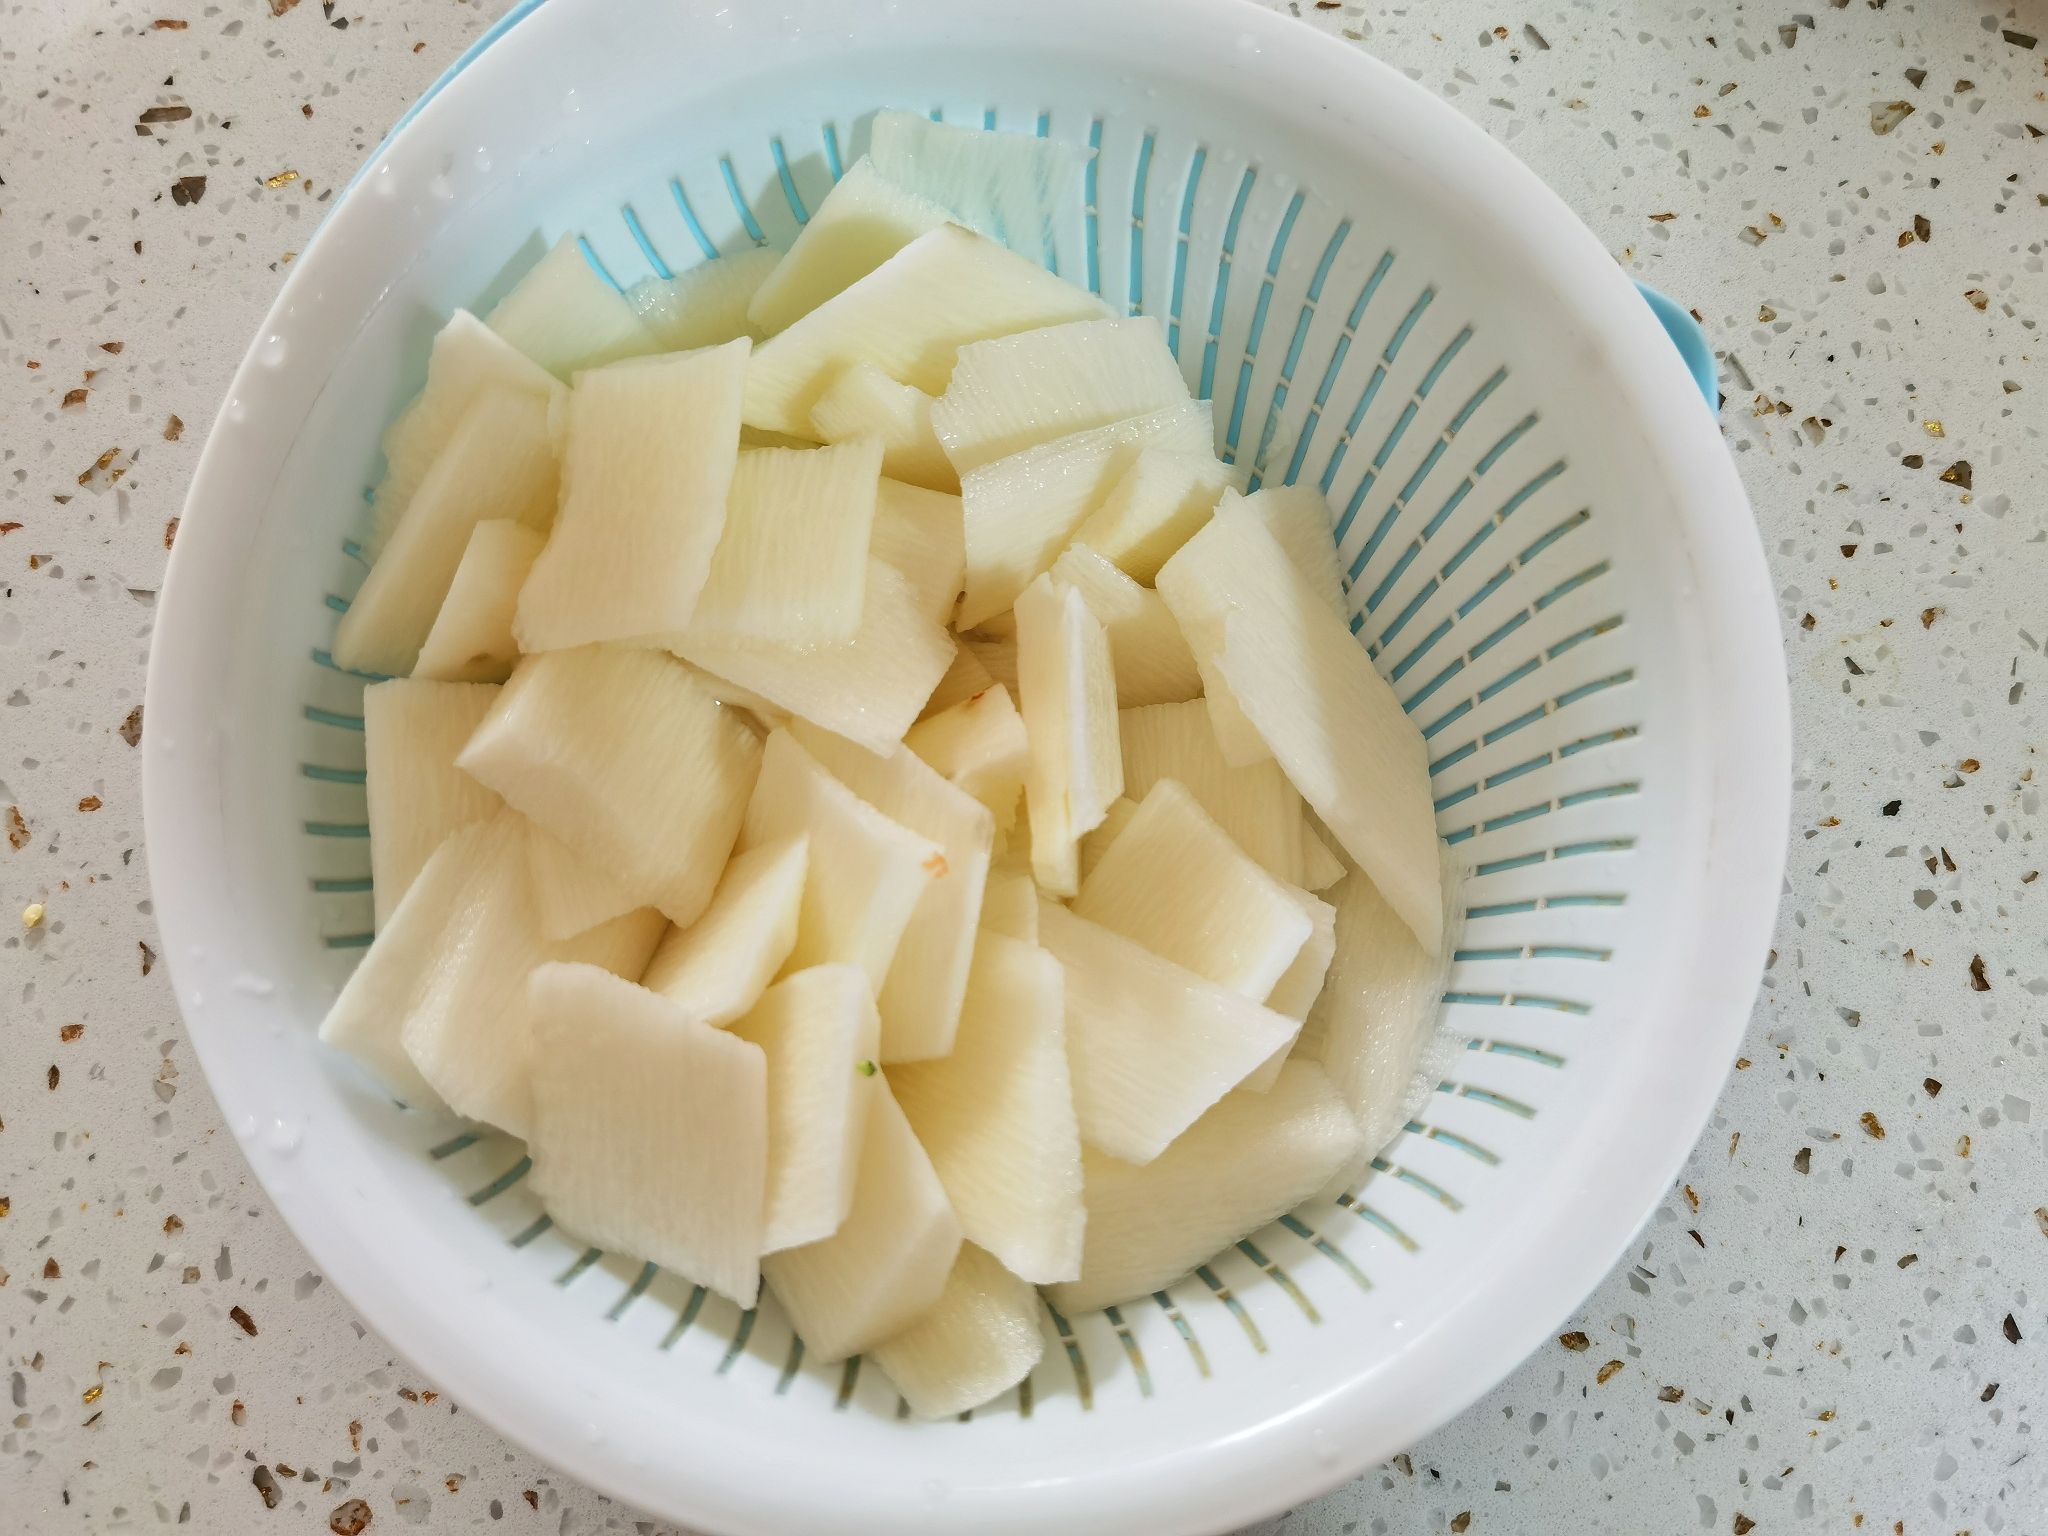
524,820 -> 643,941
1036,902 -> 1299,1164
978,859 -> 1040,941
1117,700 -> 1305,885
1044,1060 -> 1363,1313
868,478 -> 966,625
867,1244 -> 1045,1419
1075,794 -> 1139,883
413,519 -> 546,683
456,646 -> 762,927
744,157 -> 951,336
760,1086 -> 962,1363
867,108 -> 1090,261
730,965 -> 882,1252
1013,574 -> 1122,896
1224,484 -> 1348,620
1071,448 -> 1235,584
919,643 -> 996,719
486,235 -> 660,379
1243,888 -> 1338,1091
627,246 -> 781,351
526,961 -> 766,1308
361,677 -> 502,929
1300,819 -> 1346,891
903,683 -> 1029,834
514,340 -> 748,653
641,835 -> 810,1025
1050,545 -> 1202,707
810,362 -> 959,492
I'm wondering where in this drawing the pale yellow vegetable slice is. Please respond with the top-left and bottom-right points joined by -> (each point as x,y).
1050,545 -> 1202,707
868,478 -> 966,625
1044,1060 -> 1364,1313
958,630 -> 1019,697
1300,819 -> 1347,891
333,385 -> 558,677
866,108 -> 1090,260
868,1243 -> 1045,1419
1243,888 -> 1338,1092
641,836 -> 810,1026
1036,902 -> 1299,1164
1072,777 -> 1313,1002
526,961 -> 767,1308
789,723 -> 994,1062
739,729 -> 943,989
933,315 -> 1190,476
977,859 -> 1040,941
361,677 -> 501,929
1013,573 -> 1122,897
919,642 -> 996,720
627,246 -> 780,351
741,223 -> 1110,437
456,647 -> 762,928
810,362 -> 959,492
673,559 -> 953,753
730,965 -> 883,1252
514,340 -> 748,653
903,683 -> 1029,834
891,930 -> 1083,1283
955,399 -> 1213,628
368,310 -> 558,561
1075,794 -> 1139,884
1223,484 -> 1349,620
1296,850 -> 1462,1170
744,157 -> 951,336
671,439 -> 882,648
412,519 -> 546,684
523,820 -> 643,941
1168,502 -> 1441,952
1118,700 -> 1305,885
1071,447 -> 1235,584
486,235 -> 660,379
761,1086 -> 962,1363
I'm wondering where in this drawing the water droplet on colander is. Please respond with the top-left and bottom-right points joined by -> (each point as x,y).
428,173 -> 454,203
562,87 -> 581,116
231,972 -> 275,998
581,1421 -> 604,1446
371,164 -> 400,200
1311,1428 -> 1339,1468
225,397 -> 248,425
234,1113 -> 258,1140
264,1118 -> 303,1156
473,146 -> 493,175
257,334 -> 288,368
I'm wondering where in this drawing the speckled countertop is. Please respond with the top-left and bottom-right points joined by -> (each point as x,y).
3,1 -> 2044,1531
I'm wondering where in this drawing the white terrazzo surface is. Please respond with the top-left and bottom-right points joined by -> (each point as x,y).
3,1 -> 2044,1532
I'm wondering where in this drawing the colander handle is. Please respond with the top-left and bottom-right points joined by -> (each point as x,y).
1634,283 -> 1717,412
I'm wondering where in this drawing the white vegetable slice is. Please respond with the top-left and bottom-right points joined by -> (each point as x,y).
672,439 -> 882,648
1072,777 -> 1313,1002
760,1086 -> 962,1363
514,340 -> 748,653
456,647 -> 762,928
1044,1060 -> 1364,1313
903,683 -> 1029,834
955,399 -> 1214,628
1224,484 -> 1349,619
486,235 -> 660,379
1013,573 -> 1123,897
1148,559 -> 1274,769
1071,447 -> 1235,584
627,246 -> 781,351
524,820 -> 643,941
789,723 -> 994,1062
1075,794 -> 1139,884
332,384 -> 558,677
868,1243 -> 1045,1419
890,929 -> 1083,1283
741,223 -> 1110,437
867,108 -> 1091,260
1296,850 -> 1462,1169
744,157 -> 951,336
526,961 -> 767,1308
673,559 -> 953,753
739,729 -> 943,989
978,859 -> 1039,941
641,835 -> 810,1026
361,677 -> 501,929
933,315 -> 1190,476
1117,700 -> 1305,885
1050,545 -> 1203,707
1243,888 -> 1338,1092
730,965 -> 883,1252
413,519 -> 546,684
368,310 -> 558,561
1165,503 -> 1441,952
957,630 -> 1018,697
868,478 -> 966,625
809,362 -> 959,493
919,642 -> 996,720
1300,819 -> 1346,891
1036,902 -> 1299,1164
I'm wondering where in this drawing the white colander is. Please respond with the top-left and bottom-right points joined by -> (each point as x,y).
140,1 -> 1791,1531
